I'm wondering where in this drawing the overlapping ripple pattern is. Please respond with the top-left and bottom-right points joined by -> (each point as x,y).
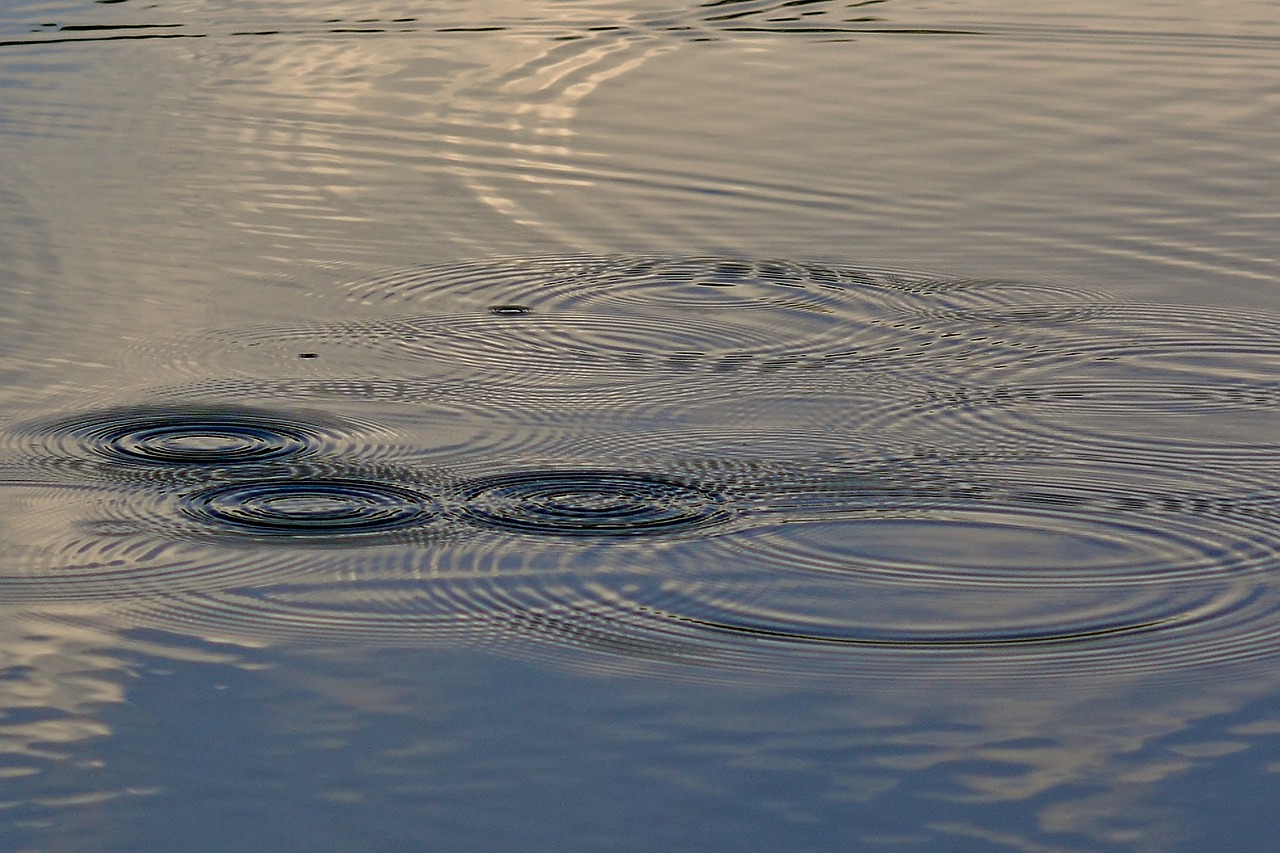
4,255 -> 1280,681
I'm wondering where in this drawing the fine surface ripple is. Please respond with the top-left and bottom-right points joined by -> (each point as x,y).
182,479 -> 441,539
5,254 -> 1280,682
456,469 -> 733,538
130,255 -> 1115,389
7,404 -> 389,472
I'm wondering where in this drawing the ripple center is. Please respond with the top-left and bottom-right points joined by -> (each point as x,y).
458,470 -> 731,537
182,480 -> 438,537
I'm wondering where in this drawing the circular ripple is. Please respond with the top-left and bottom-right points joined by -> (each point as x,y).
182,479 -> 439,538
8,404 -> 368,470
143,304 -> 938,386
0,464 -> 461,603
721,493 -> 1280,588
0,480 -> 323,602
496,478 -> 1280,677
457,470 -> 733,537
43,454 -> 1280,681
105,540 -> 1280,685
131,377 -> 881,480
102,419 -> 308,465
1028,302 -> 1280,372
857,376 -> 1280,464
432,455 -> 1280,677
549,570 -> 1246,650
344,255 -> 1110,320
811,299 -> 1280,465
131,255 -> 1110,388
344,256 -> 1111,382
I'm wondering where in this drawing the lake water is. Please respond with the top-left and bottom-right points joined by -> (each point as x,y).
2,0 -> 1279,849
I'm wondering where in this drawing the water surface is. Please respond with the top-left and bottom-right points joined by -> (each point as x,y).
2,0 -> 1280,850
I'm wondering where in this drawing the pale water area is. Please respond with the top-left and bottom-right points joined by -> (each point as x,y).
2,0 -> 1279,849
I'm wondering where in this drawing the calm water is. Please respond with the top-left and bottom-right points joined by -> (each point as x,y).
2,0 -> 1280,849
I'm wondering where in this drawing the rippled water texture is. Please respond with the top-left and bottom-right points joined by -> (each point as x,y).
3,255 -> 1278,683
3,0 -> 1280,848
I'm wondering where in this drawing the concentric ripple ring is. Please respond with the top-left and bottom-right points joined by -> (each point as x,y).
105,420 -> 310,465
21,405 -> 344,467
458,470 -> 732,537
182,480 -> 439,537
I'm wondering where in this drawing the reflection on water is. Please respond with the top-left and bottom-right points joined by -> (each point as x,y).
8,0 -> 1278,294
4,0 -> 1280,848
4,254 -> 1280,849
0,607 -> 250,844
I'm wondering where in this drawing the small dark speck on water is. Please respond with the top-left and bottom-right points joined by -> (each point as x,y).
298,353 -> 318,359
488,305 -> 532,316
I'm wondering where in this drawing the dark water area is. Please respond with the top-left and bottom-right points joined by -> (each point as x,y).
3,0 -> 1280,850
